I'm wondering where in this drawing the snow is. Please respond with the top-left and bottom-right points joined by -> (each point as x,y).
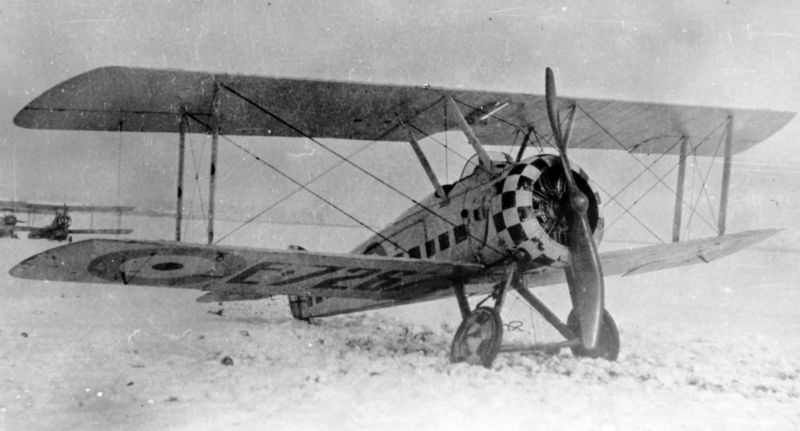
1,231 -> 799,430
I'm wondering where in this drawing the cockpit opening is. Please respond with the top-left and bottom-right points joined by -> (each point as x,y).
459,152 -> 513,180
436,152 -> 514,199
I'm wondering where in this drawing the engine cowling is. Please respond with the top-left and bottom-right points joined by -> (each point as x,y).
2,214 -> 18,226
490,154 -> 603,267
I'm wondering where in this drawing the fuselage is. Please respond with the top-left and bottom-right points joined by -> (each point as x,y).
27,212 -> 71,241
290,152 -> 602,319
351,153 -> 602,270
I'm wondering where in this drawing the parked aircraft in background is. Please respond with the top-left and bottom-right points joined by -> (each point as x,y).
0,200 -> 133,241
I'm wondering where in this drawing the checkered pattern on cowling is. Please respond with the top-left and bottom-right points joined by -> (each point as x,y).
490,155 -> 603,267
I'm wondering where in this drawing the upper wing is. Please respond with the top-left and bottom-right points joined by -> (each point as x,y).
9,239 -> 483,301
0,200 -> 134,214
14,66 -> 794,156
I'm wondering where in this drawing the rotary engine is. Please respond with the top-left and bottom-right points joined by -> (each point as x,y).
2,214 -> 18,226
491,154 -> 603,267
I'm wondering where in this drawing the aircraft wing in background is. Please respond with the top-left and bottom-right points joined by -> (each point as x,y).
0,199 -> 134,214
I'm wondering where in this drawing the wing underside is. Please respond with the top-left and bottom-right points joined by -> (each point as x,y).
14,66 -> 795,156
9,239 -> 483,301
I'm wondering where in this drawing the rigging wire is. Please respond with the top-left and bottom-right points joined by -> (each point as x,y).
588,178 -> 669,243
579,107 -> 727,234
424,94 -> 733,242
601,119 -> 728,240
183,113 -> 409,251
602,137 -> 684,208
602,164 -> 680,241
184,133 -> 207,240
698,131 -> 727,221
185,122 -> 402,243
219,84 -> 506,255
212,141 -> 374,243
684,129 -> 727,237
217,133 -> 409,253
187,95 -> 444,244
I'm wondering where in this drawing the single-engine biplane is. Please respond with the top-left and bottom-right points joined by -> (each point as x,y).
0,200 -> 134,241
9,66 -> 794,366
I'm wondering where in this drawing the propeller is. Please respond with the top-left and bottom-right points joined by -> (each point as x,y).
544,67 -> 604,350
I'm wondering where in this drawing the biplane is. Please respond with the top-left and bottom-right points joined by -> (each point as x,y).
0,200 -> 134,241
9,66 -> 794,367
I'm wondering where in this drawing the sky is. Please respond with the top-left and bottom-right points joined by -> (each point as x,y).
1,0 -> 800,243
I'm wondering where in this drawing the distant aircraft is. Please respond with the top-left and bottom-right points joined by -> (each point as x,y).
0,200 -> 134,241
0,213 -> 24,238
9,66 -> 794,367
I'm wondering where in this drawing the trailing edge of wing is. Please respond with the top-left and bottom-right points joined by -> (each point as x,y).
14,66 -> 795,156
9,239 -> 483,301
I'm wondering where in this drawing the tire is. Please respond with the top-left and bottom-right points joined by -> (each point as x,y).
566,309 -> 620,361
450,306 -> 503,368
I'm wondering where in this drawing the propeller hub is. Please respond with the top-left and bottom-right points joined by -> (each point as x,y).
570,191 -> 589,215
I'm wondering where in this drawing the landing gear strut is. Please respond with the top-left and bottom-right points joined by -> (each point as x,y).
448,264 -> 621,368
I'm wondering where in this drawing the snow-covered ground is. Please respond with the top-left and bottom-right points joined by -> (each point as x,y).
1,229 -> 799,430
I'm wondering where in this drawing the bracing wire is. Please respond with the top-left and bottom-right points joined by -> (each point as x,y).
186,95 -> 443,244
212,141 -> 374,243
184,133 -> 207,240
183,113 -> 408,251
219,134 -> 409,253
219,84 -> 506,256
684,129 -> 727,237
579,106 -> 728,236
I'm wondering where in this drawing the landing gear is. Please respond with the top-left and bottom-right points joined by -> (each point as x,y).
448,268 -> 621,368
449,265 -> 515,368
450,307 -> 503,368
567,309 -> 620,360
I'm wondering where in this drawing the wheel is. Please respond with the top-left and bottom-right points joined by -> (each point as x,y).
566,309 -> 620,361
450,306 -> 503,368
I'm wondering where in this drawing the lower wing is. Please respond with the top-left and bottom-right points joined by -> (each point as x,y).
9,239 -> 483,301
467,228 -> 780,287
9,229 -> 777,316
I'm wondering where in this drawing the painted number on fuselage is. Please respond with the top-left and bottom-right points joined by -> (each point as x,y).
226,261 -> 422,292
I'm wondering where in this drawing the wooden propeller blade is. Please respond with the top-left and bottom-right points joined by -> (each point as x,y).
544,67 -> 604,350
